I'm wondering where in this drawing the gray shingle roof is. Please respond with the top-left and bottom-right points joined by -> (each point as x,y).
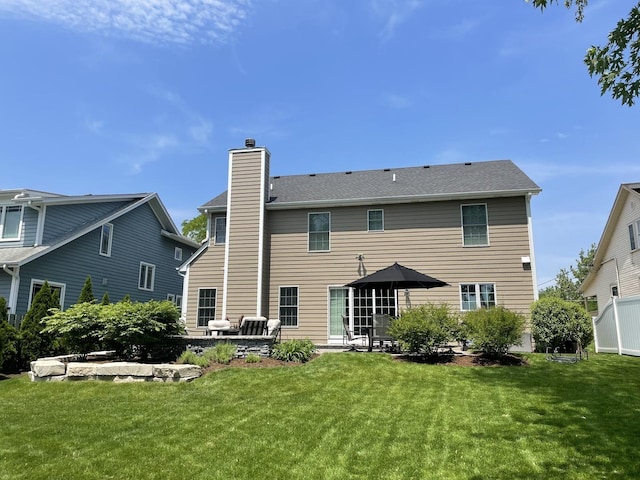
201,159 -> 540,210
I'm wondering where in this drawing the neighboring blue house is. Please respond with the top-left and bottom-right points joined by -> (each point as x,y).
0,189 -> 199,324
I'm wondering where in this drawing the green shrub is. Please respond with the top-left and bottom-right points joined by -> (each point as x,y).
388,303 -> 457,355
0,319 -> 20,374
204,343 -> 237,364
43,303 -> 104,356
245,353 -> 261,364
271,339 -> 315,362
20,281 -> 63,365
43,299 -> 184,360
531,297 -> 593,352
177,350 -> 210,367
464,306 -> 525,356
100,300 -> 184,359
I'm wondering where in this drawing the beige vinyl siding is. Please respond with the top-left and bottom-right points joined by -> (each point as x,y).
267,196 -> 536,343
184,244 -> 225,333
225,150 -> 267,318
583,192 -> 640,310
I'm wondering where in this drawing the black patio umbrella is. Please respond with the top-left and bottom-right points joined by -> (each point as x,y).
345,262 -> 448,290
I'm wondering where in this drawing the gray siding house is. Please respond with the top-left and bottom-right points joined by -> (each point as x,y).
180,140 -> 542,345
0,189 -> 199,323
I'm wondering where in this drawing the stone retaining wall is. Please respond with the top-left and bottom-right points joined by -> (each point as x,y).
178,335 -> 275,358
29,360 -> 202,383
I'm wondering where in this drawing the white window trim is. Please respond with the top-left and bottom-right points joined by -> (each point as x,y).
279,285 -> 299,328
459,282 -> 497,311
174,247 -> 183,261
308,212 -> 331,252
631,220 -> 640,252
197,287 -> 217,328
460,203 -> 489,247
0,205 -> 24,241
214,217 -> 226,245
367,209 -> 384,232
28,279 -> 66,311
99,223 -> 113,257
138,262 -> 156,291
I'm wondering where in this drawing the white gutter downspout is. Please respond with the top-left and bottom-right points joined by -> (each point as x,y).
2,264 -> 20,315
525,194 -> 539,301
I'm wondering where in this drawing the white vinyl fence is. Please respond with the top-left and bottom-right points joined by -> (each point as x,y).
593,295 -> 640,357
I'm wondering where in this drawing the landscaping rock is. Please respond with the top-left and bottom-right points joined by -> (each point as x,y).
30,359 -> 66,377
96,362 -> 153,377
153,364 -> 202,380
66,362 -> 99,377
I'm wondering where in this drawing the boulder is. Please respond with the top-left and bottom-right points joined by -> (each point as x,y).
30,359 -> 66,378
96,362 -> 153,377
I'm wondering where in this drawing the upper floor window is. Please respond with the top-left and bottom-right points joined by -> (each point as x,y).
214,217 -> 226,245
138,262 -> 155,291
279,286 -> 299,327
308,212 -> 330,252
100,223 -> 113,256
368,209 -> 384,232
460,283 -> 496,311
0,205 -> 23,240
174,247 -> 183,261
629,221 -> 640,251
461,204 -> 488,246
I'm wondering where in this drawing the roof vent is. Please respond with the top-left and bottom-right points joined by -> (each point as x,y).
464,162 -> 472,166
309,174 -> 316,177
245,138 -> 256,148
345,171 -> 352,175
383,168 -> 391,172
423,165 -> 430,168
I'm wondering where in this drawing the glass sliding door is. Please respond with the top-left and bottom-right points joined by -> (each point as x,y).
329,287 -> 349,342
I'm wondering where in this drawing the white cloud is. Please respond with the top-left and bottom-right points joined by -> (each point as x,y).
369,0 -> 424,41
0,0 -> 251,45
381,93 -> 411,109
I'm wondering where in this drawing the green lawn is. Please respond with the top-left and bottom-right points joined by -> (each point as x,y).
1,352 -> 639,480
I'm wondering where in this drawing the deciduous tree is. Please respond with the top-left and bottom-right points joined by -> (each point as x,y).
529,0 -> 640,106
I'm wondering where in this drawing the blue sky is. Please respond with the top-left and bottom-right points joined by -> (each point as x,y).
1,0 -> 638,289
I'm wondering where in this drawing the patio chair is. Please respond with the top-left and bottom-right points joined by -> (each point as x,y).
342,315 -> 368,352
267,319 -> 282,341
207,319 -> 231,336
239,317 -> 268,335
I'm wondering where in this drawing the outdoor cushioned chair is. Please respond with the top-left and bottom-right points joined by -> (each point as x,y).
342,315 -> 368,352
207,319 -> 231,336
239,317 -> 268,335
266,319 -> 282,340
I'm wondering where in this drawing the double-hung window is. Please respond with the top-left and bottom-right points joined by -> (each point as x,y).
214,217 -> 226,245
174,247 -> 183,261
461,204 -> 488,246
0,205 -> 23,240
138,262 -> 155,291
368,209 -> 384,232
460,283 -> 496,311
629,221 -> 640,251
100,223 -> 113,256
197,288 -> 216,327
308,212 -> 330,251
279,286 -> 299,327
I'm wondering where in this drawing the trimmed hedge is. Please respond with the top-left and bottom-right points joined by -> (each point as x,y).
388,303 -> 458,355
464,306 -> 525,356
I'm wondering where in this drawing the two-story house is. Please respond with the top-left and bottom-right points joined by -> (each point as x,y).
580,183 -> 640,309
0,189 -> 199,324
179,140 -> 541,345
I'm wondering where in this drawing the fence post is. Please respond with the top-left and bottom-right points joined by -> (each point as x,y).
592,315 -> 599,353
612,297 -> 622,355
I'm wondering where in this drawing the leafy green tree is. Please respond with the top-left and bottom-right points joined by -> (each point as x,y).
539,243 -> 596,302
528,0 -> 640,106
78,276 -> 95,303
181,213 -> 207,243
19,281 -> 62,365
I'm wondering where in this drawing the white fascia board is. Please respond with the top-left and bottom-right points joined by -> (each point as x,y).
160,230 -> 201,249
